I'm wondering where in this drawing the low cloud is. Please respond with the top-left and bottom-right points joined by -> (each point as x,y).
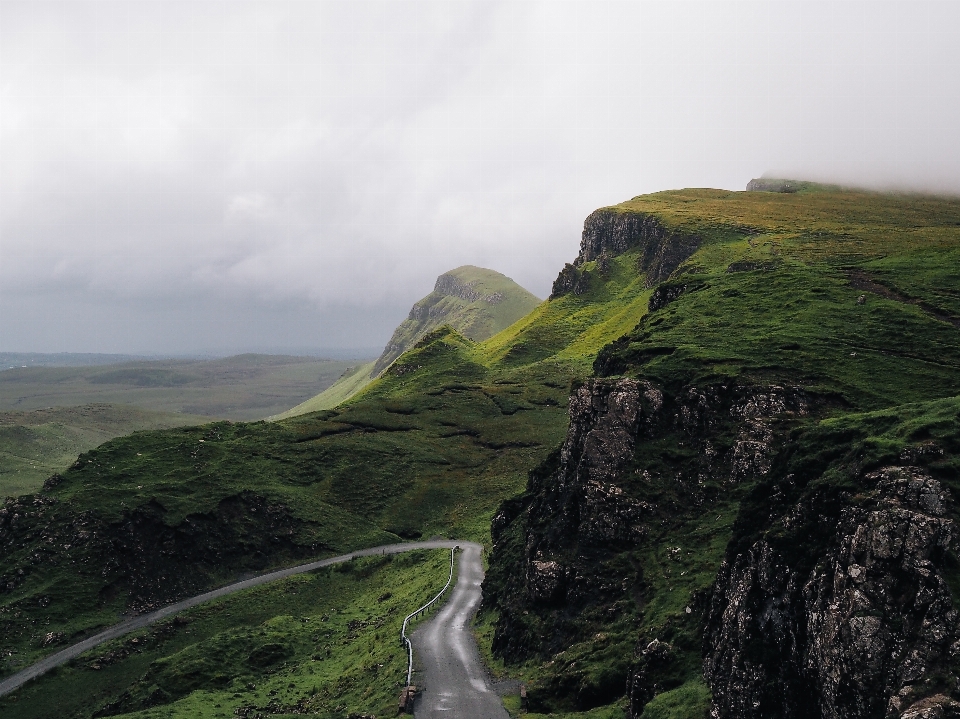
2,1 -> 958,353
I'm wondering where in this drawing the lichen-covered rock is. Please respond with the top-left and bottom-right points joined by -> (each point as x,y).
560,378 -> 646,487
704,466 -> 960,719
528,559 -> 566,604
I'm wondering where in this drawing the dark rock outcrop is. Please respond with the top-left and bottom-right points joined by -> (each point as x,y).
704,465 -> 960,719
648,283 -> 688,312
550,210 -> 701,298
580,209 -> 701,285
485,378 -> 808,712
551,263 -> 590,299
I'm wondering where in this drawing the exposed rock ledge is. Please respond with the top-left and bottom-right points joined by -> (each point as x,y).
550,209 -> 701,298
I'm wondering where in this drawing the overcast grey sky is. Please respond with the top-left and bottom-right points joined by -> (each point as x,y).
2,1 -> 958,355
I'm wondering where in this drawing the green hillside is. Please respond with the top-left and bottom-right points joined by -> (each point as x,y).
273,265 -> 542,419
2,182 -> 960,718
0,355 -> 360,498
0,249 -> 647,709
0,405 -> 208,498
371,265 -> 542,377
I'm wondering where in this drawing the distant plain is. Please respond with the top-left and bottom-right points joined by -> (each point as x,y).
0,354 -> 369,497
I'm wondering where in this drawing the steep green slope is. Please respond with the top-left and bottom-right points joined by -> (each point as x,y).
370,264 -> 541,377
485,184 -> 960,718
274,265 -> 542,419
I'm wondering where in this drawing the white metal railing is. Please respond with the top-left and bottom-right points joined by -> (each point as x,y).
400,546 -> 457,687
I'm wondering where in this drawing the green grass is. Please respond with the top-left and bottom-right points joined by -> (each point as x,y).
0,550 -> 456,719
639,679 -> 711,719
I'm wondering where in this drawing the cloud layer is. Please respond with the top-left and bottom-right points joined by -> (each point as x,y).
2,1 -> 959,354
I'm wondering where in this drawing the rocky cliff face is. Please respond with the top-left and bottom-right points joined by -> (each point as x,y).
550,209 -> 701,298
488,367 -> 960,717
704,464 -> 960,719
484,377 -> 809,711
487,329 -> 960,717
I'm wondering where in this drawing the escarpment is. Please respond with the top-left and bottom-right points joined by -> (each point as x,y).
488,369 -> 960,717
488,182 -> 960,716
705,464 -> 960,719
551,209 -> 701,298
484,378 -> 810,712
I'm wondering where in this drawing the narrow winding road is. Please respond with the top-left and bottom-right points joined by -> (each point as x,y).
411,542 -> 510,719
0,539 -> 472,699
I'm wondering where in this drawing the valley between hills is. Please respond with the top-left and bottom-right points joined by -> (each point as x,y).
3,180 -> 960,718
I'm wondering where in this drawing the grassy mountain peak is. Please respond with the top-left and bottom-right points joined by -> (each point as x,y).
273,265 -> 541,418
371,265 -> 541,377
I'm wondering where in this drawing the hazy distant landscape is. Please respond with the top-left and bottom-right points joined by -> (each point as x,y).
0,354 -> 368,497
0,354 -> 363,418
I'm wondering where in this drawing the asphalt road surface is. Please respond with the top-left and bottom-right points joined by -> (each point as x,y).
0,539 -> 466,698
411,542 -> 510,719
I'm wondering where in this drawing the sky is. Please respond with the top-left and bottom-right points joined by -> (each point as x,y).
1,1 -> 959,356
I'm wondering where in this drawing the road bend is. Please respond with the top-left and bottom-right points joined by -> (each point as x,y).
411,542 -> 510,719
0,539 -> 465,698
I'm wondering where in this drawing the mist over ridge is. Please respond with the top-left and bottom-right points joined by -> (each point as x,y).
2,1 -> 958,355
